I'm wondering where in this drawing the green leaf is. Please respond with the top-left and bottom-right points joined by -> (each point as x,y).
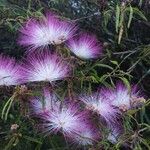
99,74 -> 108,83
119,77 -> 131,91
115,4 -> 120,33
127,109 -> 138,115
110,60 -> 119,66
93,63 -> 113,70
133,8 -> 147,21
23,135 -> 42,144
103,9 -> 112,27
127,5 -> 133,28
90,76 -> 99,83
1,93 -> 16,121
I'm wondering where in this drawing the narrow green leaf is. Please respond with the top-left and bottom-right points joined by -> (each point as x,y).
133,8 -> 147,21
127,109 -> 138,115
90,76 -> 99,83
115,4 -> 120,33
127,5 -> 133,28
118,25 -> 123,44
23,135 -> 42,144
110,60 -> 119,66
1,94 -> 16,121
99,74 -> 108,83
94,63 -> 113,70
119,77 -> 130,91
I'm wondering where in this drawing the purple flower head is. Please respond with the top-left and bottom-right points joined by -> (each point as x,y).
0,54 -> 24,86
45,13 -> 77,45
108,82 -> 144,111
72,123 -> 100,146
107,122 -> 123,144
18,12 -> 77,51
18,19 -> 50,51
40,101 -> 89,138
30,88 -> 59,116
100,87 -> 115,102
79,91 -> 119,123
130,85 -> 145,108
67,33 -> 103,59
22,50 -> 71,83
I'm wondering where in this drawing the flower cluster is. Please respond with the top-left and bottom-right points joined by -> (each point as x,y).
0,12 -> 103,86
0,11 -> 146,149
29,81 -> 144,146
0,52 -> 70,86
30,89 -> 100,146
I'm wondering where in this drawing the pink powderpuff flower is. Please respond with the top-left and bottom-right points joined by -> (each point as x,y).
45,13 -> 77,45
40,101 -> 89,138
18,12 -> 77,51
22,51 -> 71,83
107,82 -> 145,111
79,91 -> 119,123
130,85 -> 145,108
18,19 -> 50,51
107,123 -> 123,144
100,87 -> 116,103
72,123 -> 100,146
67,33 -> 103,59
0,54 -> 24,86
112,83 -> 131,111
30,88 -> 60,116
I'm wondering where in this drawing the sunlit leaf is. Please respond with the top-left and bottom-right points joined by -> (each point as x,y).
127,5 -> 133,28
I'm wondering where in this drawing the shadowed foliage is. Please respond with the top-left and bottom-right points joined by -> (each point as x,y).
0,0 -> 150,150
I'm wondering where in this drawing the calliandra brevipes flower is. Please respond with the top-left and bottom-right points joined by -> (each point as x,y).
107,123 -> 123,144
18,12 -> 77,51
30,88 -> 60,116
22,51 -> 71,83
72,123 -> 100,146
67,33 -> 103,59
40,101 -> 89,138
0,54 -> 23,86
79,91 -> 119,123
106,82 -> 145,111
45,13 -> 77,45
